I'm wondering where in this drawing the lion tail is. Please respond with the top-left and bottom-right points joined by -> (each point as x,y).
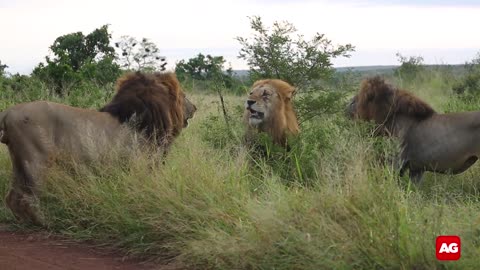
0,110 -> 8,144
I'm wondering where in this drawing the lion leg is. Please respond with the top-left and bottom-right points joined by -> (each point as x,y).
7,150 -> 47,226
409,170 -> 424,184
398,160 -> 424,184
5,189 -> 24,221
5,188 -> 43,226
399,160 -> 409,177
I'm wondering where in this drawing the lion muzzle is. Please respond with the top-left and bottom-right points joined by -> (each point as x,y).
245,100 -> 265,120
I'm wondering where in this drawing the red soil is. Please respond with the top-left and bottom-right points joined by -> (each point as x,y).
0,226 -> 179,270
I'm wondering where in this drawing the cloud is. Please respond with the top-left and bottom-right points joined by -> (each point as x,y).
1,0 -> 479,74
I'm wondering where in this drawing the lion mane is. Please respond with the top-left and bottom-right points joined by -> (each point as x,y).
244,79 -> 300,147
0,71 -> 195,225
348,76 -> 480,183
354,76 -> 436,124
100,72 -> 186,145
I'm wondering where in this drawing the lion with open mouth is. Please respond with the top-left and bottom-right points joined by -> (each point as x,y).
244,79 -> 299,148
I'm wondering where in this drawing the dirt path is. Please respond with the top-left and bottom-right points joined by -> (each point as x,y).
0,226 -> 178,270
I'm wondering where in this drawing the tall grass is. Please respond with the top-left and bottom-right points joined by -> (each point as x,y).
0,71 -> 480,269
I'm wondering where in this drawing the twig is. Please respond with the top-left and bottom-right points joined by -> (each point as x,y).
213,76 -> 232,133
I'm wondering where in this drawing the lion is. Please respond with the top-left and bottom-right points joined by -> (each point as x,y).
0,72 -> 196,225
244,79 -> 300,148
348,76 -> 480,182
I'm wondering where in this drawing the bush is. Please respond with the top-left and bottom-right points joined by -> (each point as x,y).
0,74 -> 115,110
394,53 -> 425,82
32,25 -> 120,94
237,16 -> 354,88
452,52 -> 480,95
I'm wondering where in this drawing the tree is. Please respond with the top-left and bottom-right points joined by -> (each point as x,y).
175,53 -> 229,80
236,16 -> 354,89
33,25 -> 121,92
0,60 -> 8,76
115,36 -> 166,71
452,52 -> 480,95
394,52 -> 425,81
175,53 -> 238,89
236,16 -> 355,122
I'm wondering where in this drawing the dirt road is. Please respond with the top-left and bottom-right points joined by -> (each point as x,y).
0,226 -> 177,270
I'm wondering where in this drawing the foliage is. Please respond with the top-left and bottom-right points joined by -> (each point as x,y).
0,60 -> 8,76
394,52 -> 425,81
175,53 -> 245,94
175,53 -> 240,89
33,25 -> 121,94
295,72 -> 358,123
295,90 -> 346,123
0,73 -> 114,111
236,16 -> 354,122
452,52 -> 480,95
115,36 -> 166,71
237,16 -> 354,89
176,53 -> 228,80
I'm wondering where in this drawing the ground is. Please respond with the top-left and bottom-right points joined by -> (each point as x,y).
0,225 -> 178,270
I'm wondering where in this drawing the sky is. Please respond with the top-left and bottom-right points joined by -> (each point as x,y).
0,0 -> 479,74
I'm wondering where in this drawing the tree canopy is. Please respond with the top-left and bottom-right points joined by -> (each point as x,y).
237,16 -> 354,88
33,24 -> 121,93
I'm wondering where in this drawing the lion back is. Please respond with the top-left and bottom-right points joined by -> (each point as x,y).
100,72 -> 185,146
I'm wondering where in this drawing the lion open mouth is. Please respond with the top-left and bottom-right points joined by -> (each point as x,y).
249,108 -> 264,119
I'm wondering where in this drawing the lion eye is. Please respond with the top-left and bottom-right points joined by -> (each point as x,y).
262,90 -> 269,97
249,92 -> 253,95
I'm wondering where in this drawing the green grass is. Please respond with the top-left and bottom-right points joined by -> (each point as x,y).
1,71 -> 480,269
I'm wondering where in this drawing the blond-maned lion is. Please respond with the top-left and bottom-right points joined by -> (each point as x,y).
348,76 -> 480,182
0,72 -> 196,225
244,79 -> 299,148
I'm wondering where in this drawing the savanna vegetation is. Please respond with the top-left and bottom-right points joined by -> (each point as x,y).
1,16 -> 480,269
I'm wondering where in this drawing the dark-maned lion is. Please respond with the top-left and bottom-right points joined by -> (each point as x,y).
0,72 -> 196,225
244,79 -> 300,148
348,76 -> 480,182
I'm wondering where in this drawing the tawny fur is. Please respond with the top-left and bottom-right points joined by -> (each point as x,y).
244,79 -> 299,147
0,72 -> 196,225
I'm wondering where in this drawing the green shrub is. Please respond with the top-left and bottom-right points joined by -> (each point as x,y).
452,53 -> 480,95
394,53 -> 425,82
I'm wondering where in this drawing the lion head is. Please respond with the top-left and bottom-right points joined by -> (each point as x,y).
347,76 -> 435,130
183,96 -> 196,128
244,79 -> 299,147
100,71 -> 196,146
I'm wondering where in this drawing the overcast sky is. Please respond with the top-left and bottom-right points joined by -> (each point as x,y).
1,0 -> 479,74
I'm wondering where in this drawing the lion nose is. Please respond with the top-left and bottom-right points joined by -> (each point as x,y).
247,100 -> 255,107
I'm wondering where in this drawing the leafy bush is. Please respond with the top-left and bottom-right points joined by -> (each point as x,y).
452,52 -> 480,95
32,25 -> 121,94
0,73 -> 114,110
0,60 -> 8,76
175,53 -> 245,94
394,53 -> 425,82
237,16 -> 354,89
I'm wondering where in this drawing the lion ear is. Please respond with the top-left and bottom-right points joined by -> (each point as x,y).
286,87 -> 296,100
